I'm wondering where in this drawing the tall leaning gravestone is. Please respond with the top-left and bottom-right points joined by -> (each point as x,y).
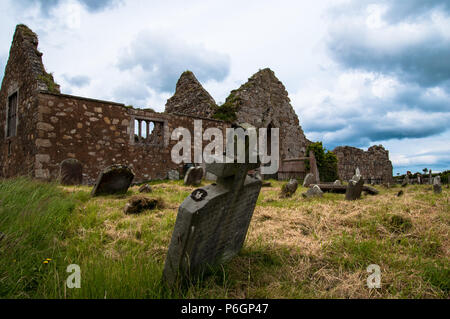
91,164 -> 135,196
163,125 -> 262,287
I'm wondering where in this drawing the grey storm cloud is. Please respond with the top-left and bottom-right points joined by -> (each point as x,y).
62,74 -> 90,88
332,0 -> 450,23
377,0 -> 450,23
310,0 -> 450,150
117,31 -> 230,93
328,30 -> 450,88
302,82 -> 450,150
16,0 -> 121,14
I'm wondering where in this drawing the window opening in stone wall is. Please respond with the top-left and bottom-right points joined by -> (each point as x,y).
7,92 -> 18,138
134,118 -> 163,146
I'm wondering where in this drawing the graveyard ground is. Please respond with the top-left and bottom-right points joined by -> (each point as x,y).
0,177 -> 448,299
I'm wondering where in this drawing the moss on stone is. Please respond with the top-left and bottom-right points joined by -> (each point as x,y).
38,71 -> 60,93
212,92 -> 240,122
17,24 -> 37,38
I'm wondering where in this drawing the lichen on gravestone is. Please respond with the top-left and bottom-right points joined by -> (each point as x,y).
163,124 -> 262,287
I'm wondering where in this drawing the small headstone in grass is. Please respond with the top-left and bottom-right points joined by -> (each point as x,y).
433,176 -> 442,194
397,190 -> 404,197
139,184 -> 152,193
163,123 -> 262,287
124,196 -> 163,214
168,170 -> 180,180
281,178 -> 298,198
59,158 -> 83,185
302,184 -> 323,198
345,177 -> 364,200
91,164 -> 134,196
401,175 -> 410,187
303,173 -> 315,187
184,166 -> 204,186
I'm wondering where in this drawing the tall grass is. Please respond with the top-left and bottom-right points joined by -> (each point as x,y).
0,178 -> 448,298
0,178 -> 76,298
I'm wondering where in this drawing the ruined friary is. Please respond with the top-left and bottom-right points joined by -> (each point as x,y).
0,25 -> 393,184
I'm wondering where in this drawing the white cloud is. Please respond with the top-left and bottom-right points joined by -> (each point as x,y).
0,0 -> 449,174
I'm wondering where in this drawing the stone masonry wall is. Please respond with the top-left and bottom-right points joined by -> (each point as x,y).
333,145 -> 393,184
35,92 -> 228,184
0,25 -> 60,178
223,68 -> 310,161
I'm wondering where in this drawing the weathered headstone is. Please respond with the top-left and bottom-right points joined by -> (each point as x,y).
303,173 -> 315,187
302,184 -> 323,198
309,150 -> 320,183
163,125 -> 262,287
352,167 -> 361,181
59,158 -> 83,185
168,170 -> 180,180
401,175 -> 410,187
91,164 -> 134,196
139,184 -> 152,193
433,176 -> 442,194
281,178 -> 298,197
333,180 -> 341,185
345,176 -> 364,200
184,166 -> 204,186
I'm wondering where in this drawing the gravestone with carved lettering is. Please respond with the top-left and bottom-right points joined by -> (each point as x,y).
163,125 -> 262,287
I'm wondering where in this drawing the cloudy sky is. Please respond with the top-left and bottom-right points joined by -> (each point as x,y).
1,0 -> 449,174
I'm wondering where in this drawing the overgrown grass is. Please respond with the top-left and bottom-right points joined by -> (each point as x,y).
0,178 -> 77,298
0,178 -> 448,298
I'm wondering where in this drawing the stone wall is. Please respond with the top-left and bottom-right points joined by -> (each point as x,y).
1,25 -> 230,184
165,71 -> 218,118
165,68 -> 311,166
333,145 -> 393,184
0,25 -> 58,178
231,69 -> 310,161
35,92 -> 228,184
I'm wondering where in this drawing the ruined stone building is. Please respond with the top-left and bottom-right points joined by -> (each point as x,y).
0,25 -> 393,184
333,145 -> 393,183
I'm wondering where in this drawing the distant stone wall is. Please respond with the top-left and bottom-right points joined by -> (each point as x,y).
333,145 -> 393,184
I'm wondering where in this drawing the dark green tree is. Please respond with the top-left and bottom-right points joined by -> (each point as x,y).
305,142 -> 339,182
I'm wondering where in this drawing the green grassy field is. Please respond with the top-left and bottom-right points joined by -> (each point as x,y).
0,177 -> 448,298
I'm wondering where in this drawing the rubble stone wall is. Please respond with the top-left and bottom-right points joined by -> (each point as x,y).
333,145 -> 393,184
0,25 -> 58,178
34,92 -> 228,184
